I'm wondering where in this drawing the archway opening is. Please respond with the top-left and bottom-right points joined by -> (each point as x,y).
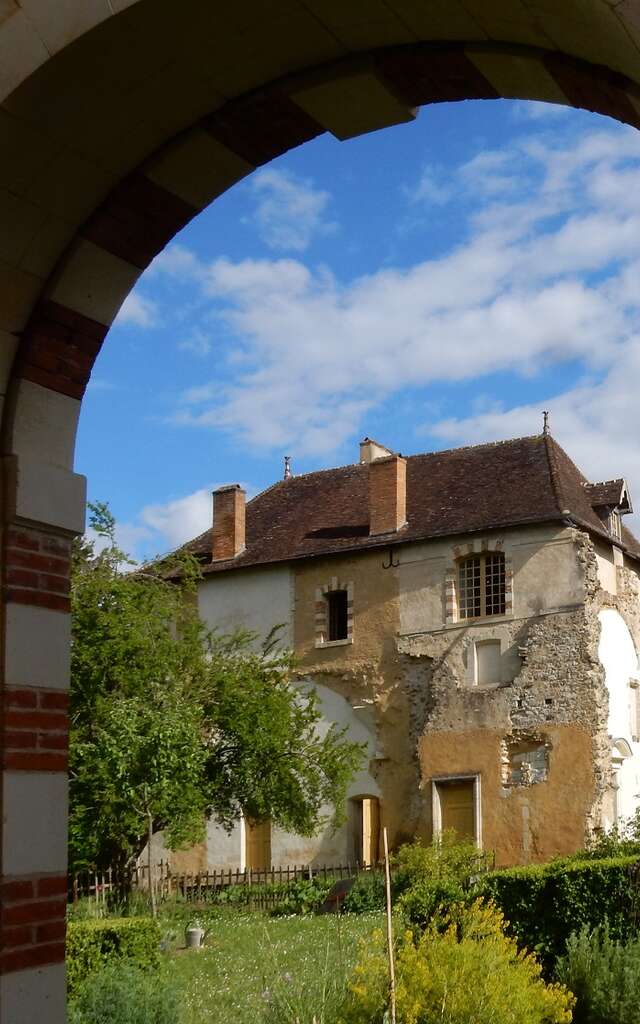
3,4 -> 640,1018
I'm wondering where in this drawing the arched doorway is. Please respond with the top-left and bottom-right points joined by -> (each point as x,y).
3,3 -> 640,1018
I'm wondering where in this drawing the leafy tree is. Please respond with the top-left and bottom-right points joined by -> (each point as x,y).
70,503 -> 363,887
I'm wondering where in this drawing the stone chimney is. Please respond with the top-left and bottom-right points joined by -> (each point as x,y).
212,485 -> 246,560
368,454 -> 407,535
360,437 -> 395,464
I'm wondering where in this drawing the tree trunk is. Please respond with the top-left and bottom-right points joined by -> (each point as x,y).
147,811 -> 157,918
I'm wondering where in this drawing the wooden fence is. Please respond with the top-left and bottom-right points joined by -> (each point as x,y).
69,860 -> 376,909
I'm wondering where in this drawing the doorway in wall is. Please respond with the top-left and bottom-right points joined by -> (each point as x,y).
245,818 -> 271,871
432,777 -> 480,844
351,797 -> 380,866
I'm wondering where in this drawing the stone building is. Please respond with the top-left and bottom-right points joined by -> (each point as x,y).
159,432 -> 640,872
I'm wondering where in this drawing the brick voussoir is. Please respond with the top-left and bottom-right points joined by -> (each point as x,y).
4,589 -> 71,611
2,751 -> 68,771
82,172 -> 197,269
3,897 -> 67,927
4,710 -> 69,731
0,941 -> 65,973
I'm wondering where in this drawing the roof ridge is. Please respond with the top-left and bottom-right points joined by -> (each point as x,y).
409,433 -> 541,461
543,434 -> 567,515
268,461 -> 365,484
281,434 -> 544,484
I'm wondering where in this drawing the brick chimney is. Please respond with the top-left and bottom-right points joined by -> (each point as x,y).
368,454 -> 407,535
212,485 -> 246,560
359,437 -> 394,464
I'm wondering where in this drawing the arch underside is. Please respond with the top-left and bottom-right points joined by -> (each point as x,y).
2,0 -> 640,1016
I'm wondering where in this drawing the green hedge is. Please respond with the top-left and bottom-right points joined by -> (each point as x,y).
67,918 -> 161,995
480,854 -> 640,967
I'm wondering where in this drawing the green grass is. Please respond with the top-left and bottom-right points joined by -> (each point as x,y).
168,912 -> 384,1024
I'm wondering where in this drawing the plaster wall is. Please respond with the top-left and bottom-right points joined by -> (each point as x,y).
594,541 -> 618,595
398,524 -> 583,636
197,564 -> 294,649
398,527 -> 608,865
597,608 -> 640,825
202,681 -> 380,868
293,549 -> 415,851
599,609 -> 639,741
269,680 -> 380,866
418,725 -> 595,866
147,680 -> 381,870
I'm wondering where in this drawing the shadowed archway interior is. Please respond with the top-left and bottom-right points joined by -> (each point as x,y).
2,2 -> 640,1018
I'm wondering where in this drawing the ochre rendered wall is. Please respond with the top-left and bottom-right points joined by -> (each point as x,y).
419,725 -> 596,867
294,549 -> 416,851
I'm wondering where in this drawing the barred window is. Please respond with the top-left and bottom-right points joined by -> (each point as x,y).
327,590 -> 348,641
458,552 -> 506,619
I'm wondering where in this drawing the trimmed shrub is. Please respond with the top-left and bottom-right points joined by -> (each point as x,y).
340,900 -> 574,1024
389,832 -> 492,929
68,962 -> 180,1024
555,924 -> 640,1024
392,832 -> 492,897
481,854 -> 640,967
66,917 -> 161,995
396,878 -> 468,930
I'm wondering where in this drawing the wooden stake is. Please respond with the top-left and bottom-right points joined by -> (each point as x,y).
383,827 -> 397,1024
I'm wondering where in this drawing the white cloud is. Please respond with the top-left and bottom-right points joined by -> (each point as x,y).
511,100 -> 572,122
138,487 -> 214,550
178,328 -> 213,357
427,337 -> 640,532
151,123 -> 640,470
248,168 -> 337,252
149,243 -> 205,281
410,164 -> 453,206
92,483 -> 261,562
115,291 -> 158,327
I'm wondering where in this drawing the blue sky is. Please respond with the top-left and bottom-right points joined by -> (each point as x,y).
76,98 -> 640,559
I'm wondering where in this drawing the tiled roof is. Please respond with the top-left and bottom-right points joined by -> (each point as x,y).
178,434 -> 640,574
585,480 -> 629,510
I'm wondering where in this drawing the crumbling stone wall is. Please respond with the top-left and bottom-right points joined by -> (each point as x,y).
392,528 -> 638,864
294,529 -> 640,865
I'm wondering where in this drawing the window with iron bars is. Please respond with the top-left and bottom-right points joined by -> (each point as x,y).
458,552 -> 506,619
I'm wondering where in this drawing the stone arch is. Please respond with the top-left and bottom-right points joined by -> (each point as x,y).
3,3 -> 640,1017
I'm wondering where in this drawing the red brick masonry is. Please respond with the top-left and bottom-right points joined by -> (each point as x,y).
0,875 -> 66,973
1,688 -> 69,773
4,527 -> 71,614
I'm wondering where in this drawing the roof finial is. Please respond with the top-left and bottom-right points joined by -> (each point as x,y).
542,410 -> 550,436
283,455 -> 292,480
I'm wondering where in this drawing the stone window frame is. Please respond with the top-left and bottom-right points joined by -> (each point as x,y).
470,637 -> 502,687
315,577 -> 354,648
445,539 -> 513,626
431,773 -> 483,849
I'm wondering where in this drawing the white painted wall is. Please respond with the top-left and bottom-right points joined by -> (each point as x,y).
269,680 -> 380,867
189,571 -> 380,868
598,609 -> 640,827
203,680 -> 380,868
198,564 -> 294,648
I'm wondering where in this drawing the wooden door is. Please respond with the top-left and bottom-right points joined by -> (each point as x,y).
361,798 -> 380,866
438,781 -> 475,841
245,818 -> 271,871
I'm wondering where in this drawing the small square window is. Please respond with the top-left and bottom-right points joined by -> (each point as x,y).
327,590 -> 348,641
